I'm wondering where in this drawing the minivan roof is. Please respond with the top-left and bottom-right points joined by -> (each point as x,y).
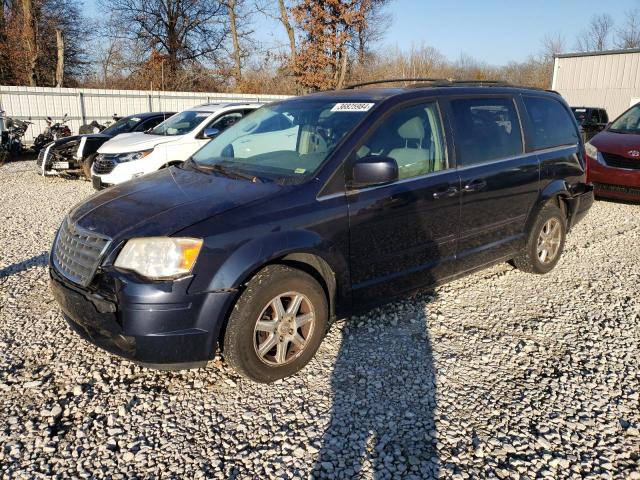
297,82 -> 562,104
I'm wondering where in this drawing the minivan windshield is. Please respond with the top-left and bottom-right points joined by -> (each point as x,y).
609,104 -> 640,134
149,111 -> 209,136
190,99 -> 374,184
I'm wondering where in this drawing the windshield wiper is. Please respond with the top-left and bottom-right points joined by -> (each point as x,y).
204,163 -> 263,183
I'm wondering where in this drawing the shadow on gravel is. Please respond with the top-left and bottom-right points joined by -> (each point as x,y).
313,295 -> 439,479
0,252 -> 49,279
314,186 -> 444,478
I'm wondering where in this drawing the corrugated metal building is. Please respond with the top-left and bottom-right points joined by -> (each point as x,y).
552,48 -> 640,119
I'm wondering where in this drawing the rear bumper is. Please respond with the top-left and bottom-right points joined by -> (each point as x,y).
566,185 -> 594,228
588,156 -> 640,201
50,266 -> 236,369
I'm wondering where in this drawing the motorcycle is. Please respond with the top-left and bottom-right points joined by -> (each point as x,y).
78,114 -> 119,134
79,120 -> 107,135
32,114 -> 72,152
4,117 -> 32,157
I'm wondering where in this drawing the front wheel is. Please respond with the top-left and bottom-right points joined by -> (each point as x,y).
513,203 -> 566,274
82,153 -> 97,180
223,265 -> 328,383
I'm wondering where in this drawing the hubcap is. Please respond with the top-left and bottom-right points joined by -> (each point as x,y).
253,292 -> 315,366
537,218 -> 562,264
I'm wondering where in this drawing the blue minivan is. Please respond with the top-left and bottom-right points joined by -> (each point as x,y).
50,81 -> 593,382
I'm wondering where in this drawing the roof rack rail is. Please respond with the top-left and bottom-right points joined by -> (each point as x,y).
344,78 -> 451,89
343,78 -> 557,93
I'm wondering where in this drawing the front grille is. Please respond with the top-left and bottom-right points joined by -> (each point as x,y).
52,219 -> 111,286
594,182 -> 640,196
93,154 -> 118,174
601,152 -> 640,170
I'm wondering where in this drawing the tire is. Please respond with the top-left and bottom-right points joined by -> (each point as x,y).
513,202 -> 567,274
82,153 -> 97,180
223,264 -> 328,383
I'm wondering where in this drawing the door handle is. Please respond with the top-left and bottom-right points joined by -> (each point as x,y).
433,186 -> 459,199
463,180 -> 487,193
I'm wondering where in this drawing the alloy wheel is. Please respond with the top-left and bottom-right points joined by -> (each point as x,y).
537,218 -> 562,264
253,292 -> 316,366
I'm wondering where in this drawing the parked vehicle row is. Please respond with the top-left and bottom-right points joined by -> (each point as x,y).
49,81 -> 594,383
38,112 -> 173,178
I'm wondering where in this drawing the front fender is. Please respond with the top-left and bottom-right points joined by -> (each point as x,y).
200,229 -> 341,293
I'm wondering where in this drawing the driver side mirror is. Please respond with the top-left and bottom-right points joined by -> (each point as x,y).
350,155 -> 398,189
203,127 -> 221,139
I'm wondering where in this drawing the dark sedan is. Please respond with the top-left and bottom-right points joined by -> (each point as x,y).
37,112 -> 174,178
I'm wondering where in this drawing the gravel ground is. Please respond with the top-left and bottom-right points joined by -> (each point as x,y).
0,161 -> 638,479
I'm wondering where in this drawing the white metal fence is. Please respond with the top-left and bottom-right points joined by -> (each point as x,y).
0,85 -> 290,143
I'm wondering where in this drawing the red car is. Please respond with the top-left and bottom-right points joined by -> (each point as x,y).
586,103 -> 640,201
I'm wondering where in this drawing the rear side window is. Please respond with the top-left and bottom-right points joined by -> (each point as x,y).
450,97 -> 523,166
523,96 -> 579,150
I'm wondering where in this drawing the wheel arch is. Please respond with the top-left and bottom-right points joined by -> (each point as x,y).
206,230 -> 345,344
526,180 -> 571,233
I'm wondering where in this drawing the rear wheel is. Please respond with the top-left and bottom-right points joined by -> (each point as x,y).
82,153 -> 97,180
223,264 -> 328,383
513,203 -> 566,274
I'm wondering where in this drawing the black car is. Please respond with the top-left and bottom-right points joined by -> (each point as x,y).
571,106 -> 609,142
37,112 -> 174,178
50,80 -> 593,382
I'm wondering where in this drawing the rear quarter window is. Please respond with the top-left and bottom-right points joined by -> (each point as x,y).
523,96 -> 579,150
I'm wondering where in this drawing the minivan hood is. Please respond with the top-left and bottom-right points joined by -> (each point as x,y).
68,166 -> 283,239
97,132 -> 181,154
590,130 -> 640,155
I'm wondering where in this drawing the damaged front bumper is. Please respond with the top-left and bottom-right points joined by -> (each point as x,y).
50,264 -> 237,369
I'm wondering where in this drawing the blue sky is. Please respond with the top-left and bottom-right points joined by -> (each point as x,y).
387,0 -> 640,64
84,0 -> 640,66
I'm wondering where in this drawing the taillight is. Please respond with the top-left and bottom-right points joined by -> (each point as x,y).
583,151 -> 590,182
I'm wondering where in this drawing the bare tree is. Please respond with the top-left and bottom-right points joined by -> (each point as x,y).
226,0 -> 242,83
616,9 -> 640,49
575,13 -> 614,52
101,0 -> 229,88
540,32 -> 565,63
223,0 -> 254,85
255,0 -> 297,65
351,0 -> 391,64
55,28 -> 64,86
22,0 -> 38,86
278,0 -> 296,63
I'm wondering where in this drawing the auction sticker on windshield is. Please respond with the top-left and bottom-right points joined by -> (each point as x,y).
331,103 -> 375,112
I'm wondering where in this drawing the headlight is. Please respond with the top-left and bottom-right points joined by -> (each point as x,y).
116,149 -> 153,163
114,237 -> 203,279
585,142 -> 600,162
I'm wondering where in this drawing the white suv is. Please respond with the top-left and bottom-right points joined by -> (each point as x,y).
91,102 -> 264,189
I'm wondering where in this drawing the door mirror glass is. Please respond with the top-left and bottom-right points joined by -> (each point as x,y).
351,155 -> 398,188
203,127 -> 221,139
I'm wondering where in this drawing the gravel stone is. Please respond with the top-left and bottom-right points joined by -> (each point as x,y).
0,161 -> 638,478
